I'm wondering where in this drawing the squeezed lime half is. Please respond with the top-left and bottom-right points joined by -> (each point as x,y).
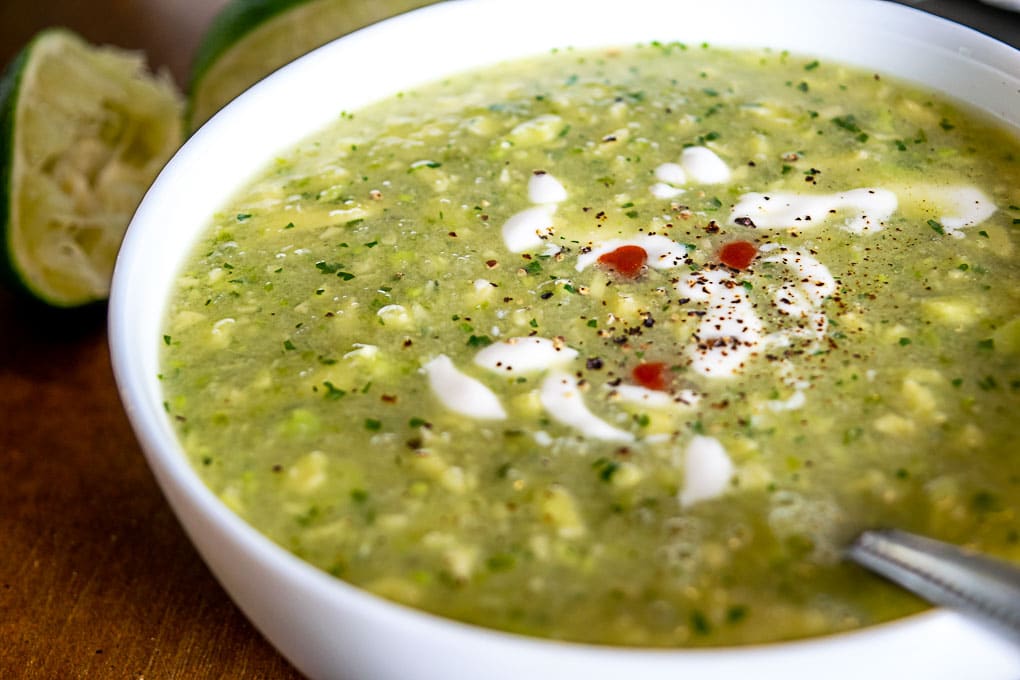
0,29 -> 182,307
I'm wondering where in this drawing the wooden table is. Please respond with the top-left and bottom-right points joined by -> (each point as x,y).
0,2 -> 1016,679
0,2 -> 304,677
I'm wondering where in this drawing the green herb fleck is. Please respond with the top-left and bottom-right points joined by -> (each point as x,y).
927,219 -> 944,235
467,335 -> 493,348
486,553 -> 516,572
592,458 -> 619,482
236,212 -> 252,222
832,115 -> 862,133
726,605 -> 748,624
284,339 -> 296,351
315,261 -> 341,274
977,375 -> 998,390
690,610 -> 712,635
364,418 -> 382,431
323,381 -> 347,400
971,490 -> 999,512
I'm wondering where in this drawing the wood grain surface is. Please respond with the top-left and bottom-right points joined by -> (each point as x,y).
0,1 -> 303,678
0,1 -> 1016,679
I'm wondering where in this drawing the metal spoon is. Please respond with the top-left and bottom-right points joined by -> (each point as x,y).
848,529 -> 1020,638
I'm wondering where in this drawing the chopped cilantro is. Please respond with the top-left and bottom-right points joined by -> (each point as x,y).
592,458 -> 619,482
690,610 -> 712,635
323,381 -> 347,400
726,605 -> 748,623
832,115 -> 862,133
977,375 -> 998,391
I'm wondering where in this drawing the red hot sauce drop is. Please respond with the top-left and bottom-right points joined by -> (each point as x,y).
632,362 -> 668,391
597,245 -> 648,278
718,240 -> 757,270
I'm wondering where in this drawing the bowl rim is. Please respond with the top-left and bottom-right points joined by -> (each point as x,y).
109,0 -> 1020,677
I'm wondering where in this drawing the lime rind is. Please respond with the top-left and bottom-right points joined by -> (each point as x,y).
186,0 -> 435,131
186,0 -> 316,130
0,35 -> 33,301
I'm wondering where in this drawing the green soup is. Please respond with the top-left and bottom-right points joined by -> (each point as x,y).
160,44 -> 1020,647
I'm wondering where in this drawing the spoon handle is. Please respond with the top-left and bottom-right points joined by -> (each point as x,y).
848,529 -> 1020,636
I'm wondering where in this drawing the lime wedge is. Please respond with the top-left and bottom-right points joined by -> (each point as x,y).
187,0 -> 435,131
0,29 -> 182,307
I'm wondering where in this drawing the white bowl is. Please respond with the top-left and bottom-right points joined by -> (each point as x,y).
109,1 -> 1020,678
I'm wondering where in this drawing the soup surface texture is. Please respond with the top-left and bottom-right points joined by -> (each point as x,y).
161,45 -> 1020,646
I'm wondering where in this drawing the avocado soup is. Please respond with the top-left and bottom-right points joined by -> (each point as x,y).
160,45 -> 1020,646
